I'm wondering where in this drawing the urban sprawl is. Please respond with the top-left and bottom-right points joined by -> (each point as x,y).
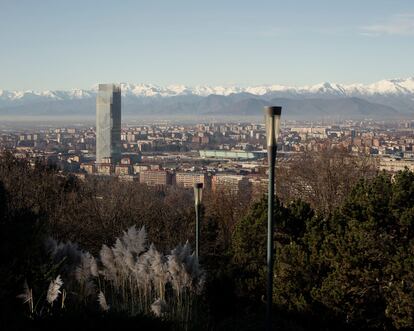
1,84 -> 414,197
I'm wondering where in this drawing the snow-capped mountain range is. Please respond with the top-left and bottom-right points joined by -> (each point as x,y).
1,77 -> 414,120
1,77 -> 414,101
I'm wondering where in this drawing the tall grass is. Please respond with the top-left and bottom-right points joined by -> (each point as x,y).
19,225 -> 205,329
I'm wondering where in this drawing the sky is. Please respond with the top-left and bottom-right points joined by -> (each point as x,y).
0,0 -> 413,90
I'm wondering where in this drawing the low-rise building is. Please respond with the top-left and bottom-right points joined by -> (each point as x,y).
379,158 -> 414,173
133,164 -> 150,174
176,172 -> 210,188
96,163 -> 113,175
212,173 -> 251,194
139,170 -> 175,186
200,150 -> 265,160
115,164 -> 132,176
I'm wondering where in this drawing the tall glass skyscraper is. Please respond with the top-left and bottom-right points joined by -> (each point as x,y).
96,84 -> 121,164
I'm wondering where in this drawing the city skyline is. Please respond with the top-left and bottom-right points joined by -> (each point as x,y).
0,0 -> 413,90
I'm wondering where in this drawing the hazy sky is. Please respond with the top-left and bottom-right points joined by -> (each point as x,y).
1,0 -> 413,90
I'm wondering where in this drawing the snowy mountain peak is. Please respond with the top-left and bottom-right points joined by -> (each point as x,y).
1,77 -> 414,102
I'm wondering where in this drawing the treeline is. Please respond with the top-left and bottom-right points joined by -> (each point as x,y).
0,151 -> 413,330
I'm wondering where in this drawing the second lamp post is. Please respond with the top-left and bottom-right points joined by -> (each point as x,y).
264,106 -> 282,331
194,182 -> 203,259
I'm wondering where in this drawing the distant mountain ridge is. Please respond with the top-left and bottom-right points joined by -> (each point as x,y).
1,78 -> 414,120
1,77 -> 414,101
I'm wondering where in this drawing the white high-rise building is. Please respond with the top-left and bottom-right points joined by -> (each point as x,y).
96,84 -> 121,164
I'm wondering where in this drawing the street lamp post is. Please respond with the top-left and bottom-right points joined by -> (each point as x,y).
194,182 -> 204,259
264,106 -> 282,331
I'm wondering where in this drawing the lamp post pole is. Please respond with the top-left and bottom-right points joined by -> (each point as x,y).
264,106 -> 282,331
194,183 -> 203,259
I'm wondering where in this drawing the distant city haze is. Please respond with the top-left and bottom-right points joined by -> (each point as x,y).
0,0 -> 413,90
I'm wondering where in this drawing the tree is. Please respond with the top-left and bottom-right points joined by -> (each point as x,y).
231,197 -> 315,304
312,170 -> 414,329
277,150 -> 377,213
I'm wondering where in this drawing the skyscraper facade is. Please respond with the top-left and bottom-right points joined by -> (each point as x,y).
96,84 -> 121,164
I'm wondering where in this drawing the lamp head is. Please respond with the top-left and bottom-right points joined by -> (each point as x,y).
265,106 -> 282,117
194,183 -> 203,189
194,183 -> 203,205
264,106 -> 282,147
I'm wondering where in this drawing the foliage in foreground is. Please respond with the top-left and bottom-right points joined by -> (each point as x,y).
16,226 -> 205,330
232,169 -> 414,330
1,153 -> 414,330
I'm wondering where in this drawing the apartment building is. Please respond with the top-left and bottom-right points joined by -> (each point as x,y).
175,172 -> 210,188
211,173 -> 251,194
139,170 -> 175,186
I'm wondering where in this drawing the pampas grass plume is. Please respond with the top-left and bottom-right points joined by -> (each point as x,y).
151,298 -> 168,317
98,291 -> 110,312
47,275 -> 63,304
17,281 -> 33,313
